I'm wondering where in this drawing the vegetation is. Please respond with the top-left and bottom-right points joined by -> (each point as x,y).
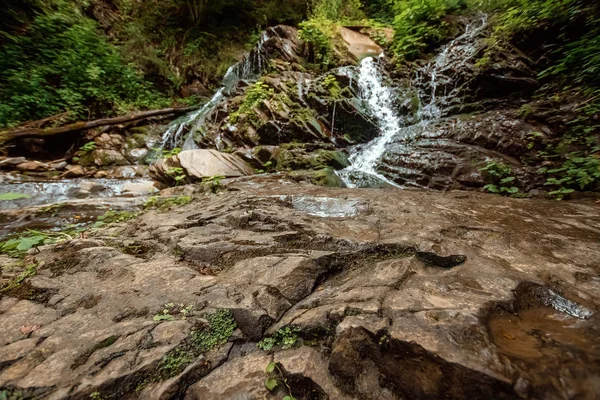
155,309 -> 237,380
0,0 -> 309,128
264,362 -> 298,400
479,161 -> 519,196
258,326 -> 301,351
230,81 -> 274,124
0,0 -> 168,127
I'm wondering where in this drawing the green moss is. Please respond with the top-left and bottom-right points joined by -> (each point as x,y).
277,148 -> 349,171
144,195 -> 192,212
192,309 -> 237,353
288,168 -> 346,187
155,309 -> 237,381
257,326 -> 301,351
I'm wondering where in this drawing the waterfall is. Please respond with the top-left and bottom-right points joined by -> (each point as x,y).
338,15 -> 487,188
337,57 -> 404,188
161,31 -> 270,150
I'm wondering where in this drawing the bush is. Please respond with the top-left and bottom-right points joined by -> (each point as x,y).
0,3 -> 166,127
390,0 -> 467,60
299,19 -> 337,69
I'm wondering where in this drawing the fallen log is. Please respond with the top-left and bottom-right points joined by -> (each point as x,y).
0,106 -> 197,145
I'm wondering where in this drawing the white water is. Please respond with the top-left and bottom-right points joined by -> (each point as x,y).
161,31 -> 270,150
338,16 -> 487,188
337,57 -> 404,188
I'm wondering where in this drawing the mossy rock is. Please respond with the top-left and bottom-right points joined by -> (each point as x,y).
288,168 -> 346,187
277,148 -> 349,171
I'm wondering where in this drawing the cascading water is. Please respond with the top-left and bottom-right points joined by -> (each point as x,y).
338,15 -> 487,188
337,57 -> 404,188
161,31 -> 270,151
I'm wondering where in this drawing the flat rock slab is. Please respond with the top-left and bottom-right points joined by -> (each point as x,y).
176,150 -> 254,179
1,177 -> 599,399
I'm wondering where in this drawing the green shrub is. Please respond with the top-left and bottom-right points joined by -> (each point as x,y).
0,2 -> 167,127
299,19 -> 337,69
390,0 -> 467,60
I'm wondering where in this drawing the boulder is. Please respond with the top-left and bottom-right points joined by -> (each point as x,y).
150,150 -> 254,184
339,27 -> 384,61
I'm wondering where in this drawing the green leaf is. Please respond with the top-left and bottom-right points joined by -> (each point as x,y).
499,176 -> 515,184
265,362 -> 276,374
0,192 -> 31,201
283,396 -> 297,400
16,235 -> 45,251
265,377 -> 278,391
483,184 -> 499,193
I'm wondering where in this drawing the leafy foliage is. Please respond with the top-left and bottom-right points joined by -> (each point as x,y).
390,0 -> 466,60
192,309 -> 237,353
0,0 -> 167,127
479,161 -> 520,195
542,154 -> 600,199
257,326 -> 301,351
1,229 -> 72,257
263,361 -> 297,399
230,81 -> 274,123
299,19 -> 337,70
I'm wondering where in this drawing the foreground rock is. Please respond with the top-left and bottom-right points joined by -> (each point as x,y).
0,177 -> 599,399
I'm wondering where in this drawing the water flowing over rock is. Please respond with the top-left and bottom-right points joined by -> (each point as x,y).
338,15 -> 543,191
161,26 -> 302,151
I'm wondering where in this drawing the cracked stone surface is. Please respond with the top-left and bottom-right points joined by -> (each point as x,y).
1,176 -> 599,399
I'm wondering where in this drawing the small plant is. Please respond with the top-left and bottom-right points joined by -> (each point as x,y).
153,303 -> 193,321
90,392 -> 104,400
144,195 -> 192,211
1,229 -> 72,257
479,161 -> 519,195
201,175 -> 225,192
264,362 -> 297,400
80,141 -> 97,152
167,167 -> 187,185
1,264 -> 37,293
93,210 -> 140,228
192,309 -> 237,352
155,309 -> 237,380
161,147 -> 181,158
299,19 -> 336,70
158,348 -> 195,378
230,81 -> 274,124
322,74 -> 342,99
542,153 -> 600,199
257,326 -> 301,351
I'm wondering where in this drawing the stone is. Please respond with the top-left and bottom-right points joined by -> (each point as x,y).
129,148 -> 149,161
150,150 -> 254,184
1,173 -> 599,399
91,149 -> 128,167
339,27 -> 384,61
177,150 -> 254,178
15,161 -> 49,172
61,165 -> 86,177
49,161 -> 67,170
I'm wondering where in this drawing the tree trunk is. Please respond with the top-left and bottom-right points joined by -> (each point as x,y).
0,107 -> 197,145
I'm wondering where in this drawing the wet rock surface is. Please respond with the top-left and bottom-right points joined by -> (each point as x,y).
1,177 -> 598,399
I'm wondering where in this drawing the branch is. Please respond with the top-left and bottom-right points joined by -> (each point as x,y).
0,106 -> 198,145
